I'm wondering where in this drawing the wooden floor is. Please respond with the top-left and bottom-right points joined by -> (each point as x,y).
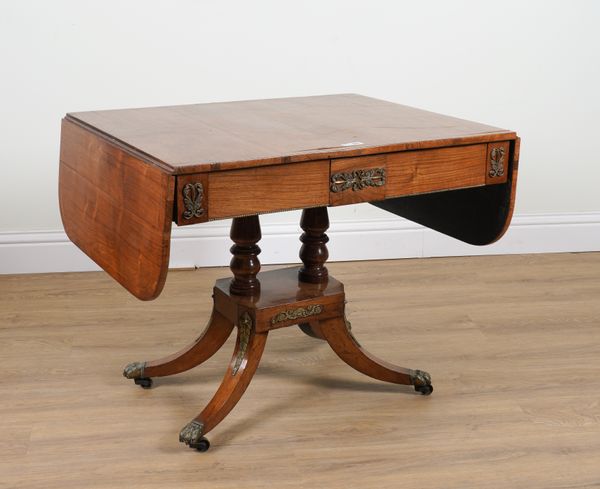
1,253 -> 600,489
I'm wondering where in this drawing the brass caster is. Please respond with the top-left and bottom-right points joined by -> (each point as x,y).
189,437 -> 210,452
123,361 -> 152,388
179,420 -> 209,452
134,377 -> 153,389
410,369 -> 433,396
415,384 -> 433,396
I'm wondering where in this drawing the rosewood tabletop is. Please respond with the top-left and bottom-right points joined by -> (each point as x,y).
59,94 -> 519,451
60,94 -> 519,301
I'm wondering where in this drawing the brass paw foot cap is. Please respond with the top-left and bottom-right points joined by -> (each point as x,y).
410,369 -> 432,387
123,361 -> 146,379
179,420 -> 205,446
410,369 -> 433,396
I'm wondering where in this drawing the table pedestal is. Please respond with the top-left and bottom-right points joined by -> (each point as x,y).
123,207 -> 433,452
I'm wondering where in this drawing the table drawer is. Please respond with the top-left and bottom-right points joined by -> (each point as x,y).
174,160 -> 330,223
208,160 -> 329,220
329,144 -> 489,205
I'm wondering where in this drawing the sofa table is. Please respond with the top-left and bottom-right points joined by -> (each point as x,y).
59,94 -> 519,452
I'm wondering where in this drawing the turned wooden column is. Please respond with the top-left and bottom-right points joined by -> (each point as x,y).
229,215 -> 261,296
298,207 -> 329,284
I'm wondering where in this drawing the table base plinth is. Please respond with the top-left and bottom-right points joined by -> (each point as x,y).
123,266 -> 433,452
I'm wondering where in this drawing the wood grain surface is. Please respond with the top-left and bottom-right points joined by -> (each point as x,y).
59,118 -> 174,300
67,94 -> 516,174
213,267 -> 345,333
1,253 -> 599,488
207,160 -> 329,219
298,207 -> 330,284
384,143 -> 487,197
142,311 -> 234,379
58,101 -> 519,304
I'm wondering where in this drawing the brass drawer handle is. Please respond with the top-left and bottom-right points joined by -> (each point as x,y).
330,168 -> 386,193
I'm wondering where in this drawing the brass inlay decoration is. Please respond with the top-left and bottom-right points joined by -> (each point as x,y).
410,369 -> 432,387
179,420 -> 205,446
330,168 -> 386,193
123,361 -> 145,379
488,147 -> 505,178
182,182 -> 204,219
271,304 -> 324,325
232,312 -> 252,376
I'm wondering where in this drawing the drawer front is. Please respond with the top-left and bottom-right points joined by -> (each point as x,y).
208,160 -> 329,219
174,142 -> 507,223
385,144 -> 487,197
330,144 -> 488,205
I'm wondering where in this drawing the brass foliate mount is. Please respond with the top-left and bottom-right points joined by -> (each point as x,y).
232,312 -> 253,376
489,147 -> 505,178
182,182 -> 204,219
330,168 -> 386,193
271,304 -> 324,325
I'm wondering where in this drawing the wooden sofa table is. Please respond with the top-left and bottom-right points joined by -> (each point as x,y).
59,94 -> 520,452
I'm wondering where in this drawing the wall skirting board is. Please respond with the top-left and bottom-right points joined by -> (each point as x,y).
1,213 -> 599,275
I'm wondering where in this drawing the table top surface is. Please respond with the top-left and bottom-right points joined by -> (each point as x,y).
60,93 -> 519,301
67,94 -> 515,175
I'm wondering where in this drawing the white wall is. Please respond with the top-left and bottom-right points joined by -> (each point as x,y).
1,0 -> 599,272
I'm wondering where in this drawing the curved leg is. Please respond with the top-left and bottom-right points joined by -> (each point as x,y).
179,312 -> 268,451
123,310 -> 235,387
298,320 -> 326,340
319,316 -> 433,395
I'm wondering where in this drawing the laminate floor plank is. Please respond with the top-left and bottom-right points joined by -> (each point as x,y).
0,253 -> 599,488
